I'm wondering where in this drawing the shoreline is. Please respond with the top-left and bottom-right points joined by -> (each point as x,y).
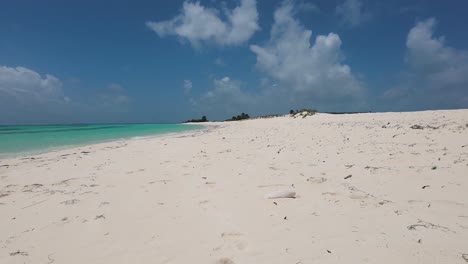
0,124 -> 210,161
1,109 -> 468,263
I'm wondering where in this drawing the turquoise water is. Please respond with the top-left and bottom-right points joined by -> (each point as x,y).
0,124 -> 202,157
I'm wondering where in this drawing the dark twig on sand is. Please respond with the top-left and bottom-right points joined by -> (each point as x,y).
22,199 -> 48,209
9,250 -> 28,256
95,214 -> 106,220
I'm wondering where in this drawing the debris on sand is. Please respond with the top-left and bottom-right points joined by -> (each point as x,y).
9,250 -> 28,256
95,214 -> 106,220
407,220 -> 454,233
216,257 -> 235,264
410,124 -> 441,130
307,177 -> 327,184
265,190 -> 296,199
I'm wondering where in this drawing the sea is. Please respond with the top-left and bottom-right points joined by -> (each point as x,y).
0,123 -> 203,158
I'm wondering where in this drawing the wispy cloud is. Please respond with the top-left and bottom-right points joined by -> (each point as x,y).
108,83 -> 126,93
183,79 -> 192,94
146,0 -> 259,47
192,76 -> 255,119
297,1 -> 319,13
215,58 -> 226,67
99,83 -> 130,107
335,0 -> 371,27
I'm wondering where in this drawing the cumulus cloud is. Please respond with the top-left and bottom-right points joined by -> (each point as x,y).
384,18 -> 468,109
250,2 -> 364,100
0,66 -> 72,124
192,3 -> 367,119
0,66 -> 65,103
146,0 -> 259,47
183,79 -> 192,94
0,66 -> 132,124
335,0 -> 371,27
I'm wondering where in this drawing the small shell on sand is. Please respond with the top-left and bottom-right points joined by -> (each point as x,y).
265,190 -> 296,199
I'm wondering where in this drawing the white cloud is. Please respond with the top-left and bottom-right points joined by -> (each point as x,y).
183,79 -> 192,94
108,83 -> 126,93
405,18 -> 468,77
215,58 -> 226,67
384,18 -> 468,109
0,66 -> 133,124
335,0 -> 371,27
146,0 -> 259,47
0,66 -> 73,124
0,66 -> 65,103
250,2 -> 364,100
191,2 -> 367,119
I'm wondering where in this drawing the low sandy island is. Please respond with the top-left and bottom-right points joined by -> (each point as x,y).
1,110 -> 468,263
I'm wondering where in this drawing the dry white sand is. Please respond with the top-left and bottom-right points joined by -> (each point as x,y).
1,109 -> 468,264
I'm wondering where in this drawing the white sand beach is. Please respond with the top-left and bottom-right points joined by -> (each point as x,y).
1,109 -> 468,264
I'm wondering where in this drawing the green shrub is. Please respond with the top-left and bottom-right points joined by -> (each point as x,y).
226,113 -> 250,121
185,116 -> 208,123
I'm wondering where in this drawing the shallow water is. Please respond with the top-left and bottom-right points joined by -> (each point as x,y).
0,123 -> 202,157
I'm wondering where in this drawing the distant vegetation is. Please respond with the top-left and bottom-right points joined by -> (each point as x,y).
255,114 -> 283,119
185,116 -> 208,123
290,109 -> 317,118
226,113 -> 250,121
324,111 -> 372,114
290,109 -> 318,115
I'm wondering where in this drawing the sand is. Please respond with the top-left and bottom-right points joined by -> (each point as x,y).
1,109 -> 468,263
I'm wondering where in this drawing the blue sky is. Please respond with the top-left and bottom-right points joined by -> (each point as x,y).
1,0 -> 468,124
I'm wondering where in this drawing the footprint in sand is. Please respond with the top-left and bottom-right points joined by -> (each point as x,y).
307,177 -> 327,184
349,194 -> 368,200
61,199 -> 80,205
213,233 -> 248,252
216,257 -> 235,264
198,200 -> 217,211
22,183 -> 44,192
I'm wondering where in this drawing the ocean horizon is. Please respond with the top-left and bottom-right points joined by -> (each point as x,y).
0,123 -> 203,158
